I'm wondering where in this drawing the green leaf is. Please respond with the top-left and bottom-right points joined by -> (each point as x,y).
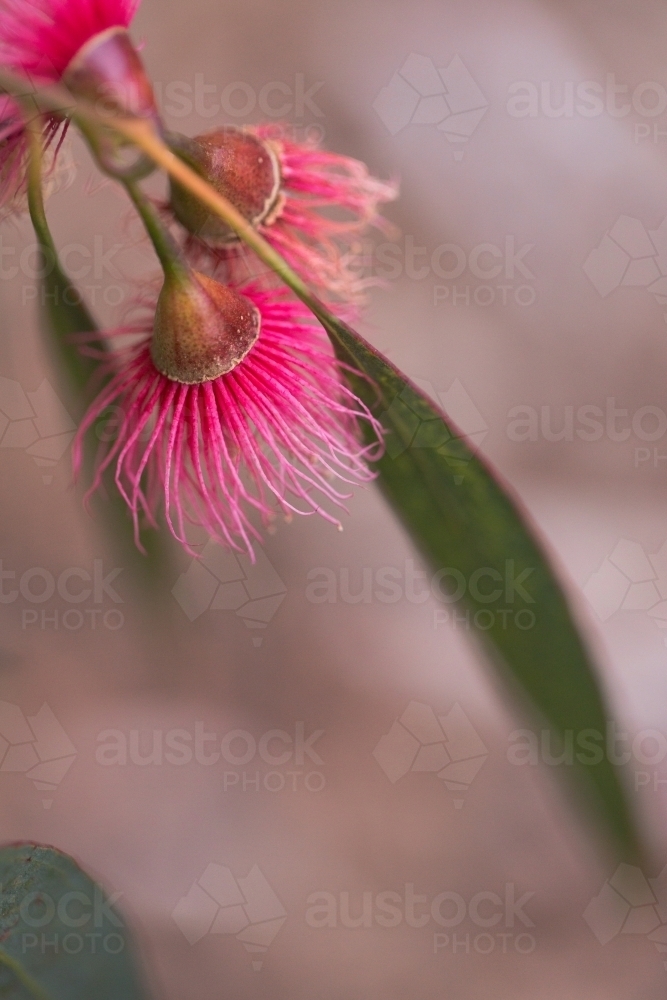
25,165 -> 171,582
26,173 -> 98,396
30,231 -> 169,578
0,843 -> 148,999
37,246 -> 98,393
310,303 -> 640,860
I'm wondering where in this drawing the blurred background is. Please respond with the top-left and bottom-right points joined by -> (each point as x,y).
1,0 -> 667,995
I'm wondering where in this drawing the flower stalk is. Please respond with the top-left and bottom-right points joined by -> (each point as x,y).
22,99 -> 98,390
123,177 -> 187,282
24,104 -> 55,262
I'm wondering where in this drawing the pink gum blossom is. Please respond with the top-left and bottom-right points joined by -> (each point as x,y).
0,0 -> 141,80
181,124 -> 399,303
73,284 -> 384,558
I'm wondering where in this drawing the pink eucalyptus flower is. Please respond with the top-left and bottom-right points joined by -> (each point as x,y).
73,279 -> 383,557
0,0 -> 150,209
0,0 -> 140,81
168,124 -> 398,301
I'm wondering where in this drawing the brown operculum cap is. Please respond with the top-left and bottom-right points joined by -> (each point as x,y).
168,127 -> 283,245
63,27 -> 159,123
151,271 -> 261,384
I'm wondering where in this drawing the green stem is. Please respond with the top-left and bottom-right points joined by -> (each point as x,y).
21,105 -> 99,394
23,108 -> 56,260
123,180 -> 189,284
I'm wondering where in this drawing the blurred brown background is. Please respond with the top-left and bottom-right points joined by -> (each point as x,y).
1,0 -> 667,996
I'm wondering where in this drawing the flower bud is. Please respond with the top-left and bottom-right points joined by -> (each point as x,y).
151,270 -> 261,384
168,127 -> 283,245
63,27 -> 159,123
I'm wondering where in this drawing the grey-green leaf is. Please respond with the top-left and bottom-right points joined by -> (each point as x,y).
28,200 -> 170,580
311,301 -> 641,860
27,172 -> 98,396
0,844 -> 148,999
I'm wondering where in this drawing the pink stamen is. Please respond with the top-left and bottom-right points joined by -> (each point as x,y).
74,284 -> 384,558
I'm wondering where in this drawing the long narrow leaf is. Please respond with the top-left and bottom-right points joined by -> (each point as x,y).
108,126 -> 641,857
313,304 -> 640,859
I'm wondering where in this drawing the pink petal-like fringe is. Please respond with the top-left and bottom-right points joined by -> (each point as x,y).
0,0 -> 140,80
180,123 -> 398,302
73,285 -> 384,558
0,94 -> 67,210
